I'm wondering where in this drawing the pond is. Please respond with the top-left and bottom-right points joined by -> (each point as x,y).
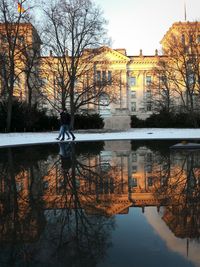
0,140 -> 199,267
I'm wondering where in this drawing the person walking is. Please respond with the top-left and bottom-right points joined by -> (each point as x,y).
56,108 -> 75,141
58,142 -> 72,171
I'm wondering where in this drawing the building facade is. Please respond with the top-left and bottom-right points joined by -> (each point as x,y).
0,21 -> 200,129
0,23 -> 41,102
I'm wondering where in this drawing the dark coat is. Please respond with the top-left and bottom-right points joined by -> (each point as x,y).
60,111 -> 71,125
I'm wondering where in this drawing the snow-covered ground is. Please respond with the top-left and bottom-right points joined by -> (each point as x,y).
0,128 -> 200,148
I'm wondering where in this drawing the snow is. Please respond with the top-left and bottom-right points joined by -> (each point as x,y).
170,142 -> 200,149
0,128 -> 200,148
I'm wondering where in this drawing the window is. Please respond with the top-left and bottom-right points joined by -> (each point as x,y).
146,76 -> 151,85
99,93 -> 110,116
146,90 -> 151,98
1,35 -> 7,43
102,71 -> 106,83
132,153 -> 137,162
130,178 -> 137,187
130,76 -> 136,86
100,162 -> 111,172
146,153 -> 152,162
96,71 -> 101,84
16,182 -> 23,192
160,75 -> 167,84
161,177 -> 167,186
131,102 -> 136,112
146,165 -> 152,173
99,93 -> 109,105
132,165 -> 137,173
43,181 -> 49,190
55,77 -> 62,86
181,34 -> 185,44
14,76 -> 20,87
187,62 -> 195,85
188,72 -> 195,85
131,90 -> 136,98
108,71 -> 112,85
146,102 -> 151,111
11,35 -> 15,43
148,177 -> 153,186
96,70 -> 112,85
18,35 -> 24,44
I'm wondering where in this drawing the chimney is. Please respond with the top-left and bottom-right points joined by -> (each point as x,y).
155,49 -> 158,56
50,50 -> 53,57
139,49 -> 143,56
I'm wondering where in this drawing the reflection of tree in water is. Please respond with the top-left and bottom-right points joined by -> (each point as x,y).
160,150 -> 200,240
0,141 -> 115,266
39,210 -> 113,267
39,141 -> 114,267
143,145 -> 200,240
0,146 -> 54,266
131,141 -> 200,240
131,140 -> 176,156
54,142 -> 127,214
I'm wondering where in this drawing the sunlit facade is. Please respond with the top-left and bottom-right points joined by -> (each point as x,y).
0,23 -> 41,102
0,21 -> 200,128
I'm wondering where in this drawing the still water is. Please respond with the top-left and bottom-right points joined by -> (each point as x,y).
0,140 -> 200,267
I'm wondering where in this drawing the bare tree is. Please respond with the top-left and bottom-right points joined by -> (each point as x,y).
41,0 -> 120,128
150,22 -> 200,119
18,28 -> 42,109
150,57 -> 176,113
0,0 -> 40,132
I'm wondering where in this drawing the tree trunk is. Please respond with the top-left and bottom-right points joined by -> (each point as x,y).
6,92 -> 13,133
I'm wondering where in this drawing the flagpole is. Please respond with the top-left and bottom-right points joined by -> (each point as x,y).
184,1 -> 187,21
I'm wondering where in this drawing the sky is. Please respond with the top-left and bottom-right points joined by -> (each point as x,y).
94,0 -> 200,56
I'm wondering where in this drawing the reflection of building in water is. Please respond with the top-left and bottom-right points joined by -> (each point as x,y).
1,143 -> 200,240
83,141 -> 132,216
0,152 -> 56,242
128,145 -> 163,208
159,150 -> 200,239
162,204 -> 200,239
42,141 -> 132,216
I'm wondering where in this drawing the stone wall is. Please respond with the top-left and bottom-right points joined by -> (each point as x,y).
103,115 -> 131,130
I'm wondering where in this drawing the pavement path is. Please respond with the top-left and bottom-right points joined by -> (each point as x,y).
0,128 -> 200,148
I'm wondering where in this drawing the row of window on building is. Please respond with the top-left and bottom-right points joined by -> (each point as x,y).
96,70 -> 112,85
0,34 -> 25,44
129,76 -> 152,87
130,90 -> 152,112
181,34 -> 200,44
130,102 -> 152,112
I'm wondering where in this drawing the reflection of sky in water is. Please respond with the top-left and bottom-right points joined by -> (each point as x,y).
98,207 -> 195,267
145,207 -> 200,267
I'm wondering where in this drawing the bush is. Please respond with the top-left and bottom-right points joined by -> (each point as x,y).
174,113 -> 200,128
0,100 -> 104,132
74,113 -> 104,129
0,102 -> 7,132
145,111 -> 175,127
0,100 -> 59,132
130,115 -> 145,128
131,110 -> 200,128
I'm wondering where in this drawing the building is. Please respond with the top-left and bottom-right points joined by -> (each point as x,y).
0,23 -> 41,102
0,21 -> 199,129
